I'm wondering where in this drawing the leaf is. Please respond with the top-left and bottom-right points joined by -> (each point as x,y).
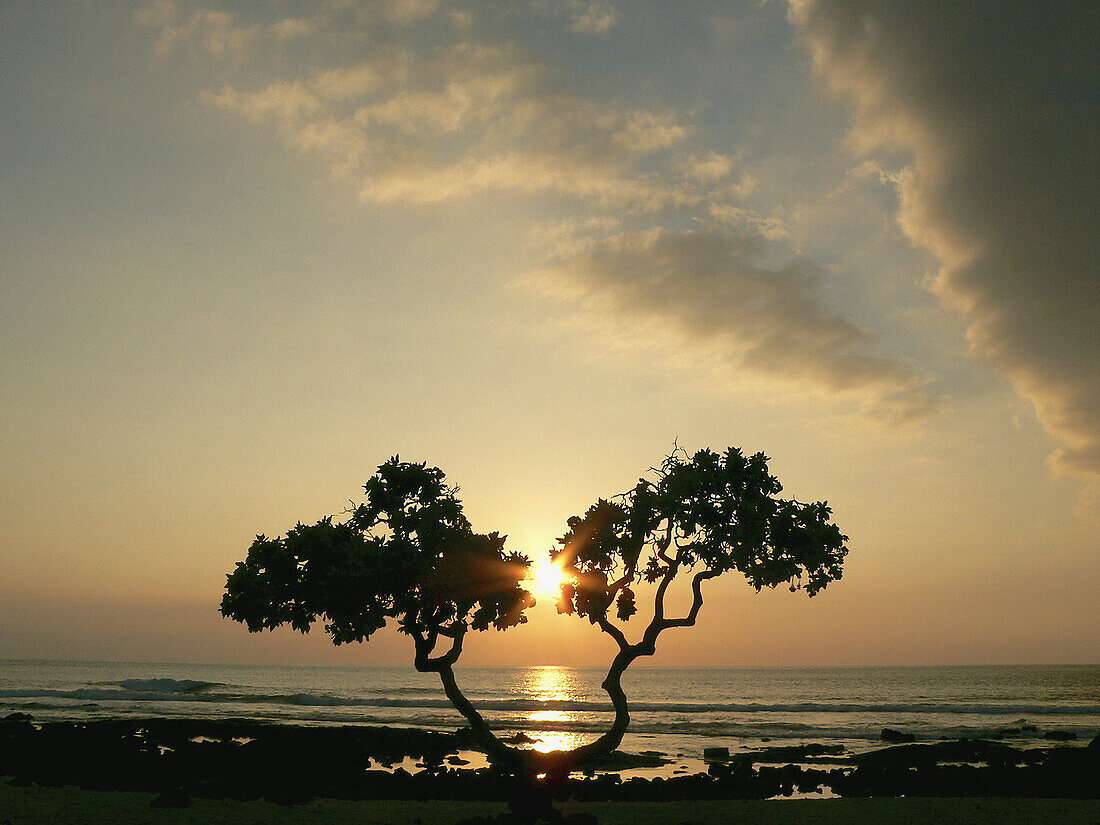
616,588 -> 637,621
557,583 -> 576,614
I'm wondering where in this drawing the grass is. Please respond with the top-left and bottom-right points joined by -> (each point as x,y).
1,783 -> 1098,825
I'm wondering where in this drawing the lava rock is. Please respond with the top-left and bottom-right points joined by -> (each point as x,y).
1044,731 -> 1077,741
881,728 -> 916,744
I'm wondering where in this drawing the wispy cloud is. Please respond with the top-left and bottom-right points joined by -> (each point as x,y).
526,228 -> 938,420
198,36 -> 697,211
136,2 -> 257,57
568,1 -> 617,34
790,0 -> 1100,478
532,0 -> 618,35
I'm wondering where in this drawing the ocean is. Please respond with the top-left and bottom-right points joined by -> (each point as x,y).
1,661 -> 1096,772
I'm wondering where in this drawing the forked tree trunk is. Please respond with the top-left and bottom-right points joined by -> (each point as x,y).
412,567 -> 717,822
415,568 -> 718,778
421,658 -> 630,777
426,657 -> 631,823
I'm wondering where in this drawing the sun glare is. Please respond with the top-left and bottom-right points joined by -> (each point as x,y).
527,556 -> 567,602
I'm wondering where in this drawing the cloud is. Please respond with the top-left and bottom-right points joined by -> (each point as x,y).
708,203 -> 788,240
144,1 -> 939,420
136,0 -> 446,60
355,151 -> 687,207
381,0 -> 441,25
532,0 -> 617,35
527,228 -> 938,419
678,151 -> 734,183
789,0 -> 1100,477
136,0 -> 313,57
203,37 -> 697,210
566,0 -> 617,34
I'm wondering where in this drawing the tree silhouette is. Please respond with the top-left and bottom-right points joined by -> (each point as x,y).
221,447 -> 848,804
547,446 -> 846,771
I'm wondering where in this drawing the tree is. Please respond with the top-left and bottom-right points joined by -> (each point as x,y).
221,447 -> 848,789
546,446 -> 846,772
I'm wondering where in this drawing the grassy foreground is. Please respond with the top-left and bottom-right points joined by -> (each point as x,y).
1,784 -> 1098,825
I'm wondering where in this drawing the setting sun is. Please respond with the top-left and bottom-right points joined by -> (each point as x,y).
527,556 -> 568,602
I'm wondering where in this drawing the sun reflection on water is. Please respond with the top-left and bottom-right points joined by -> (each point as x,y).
519,666 -> 590,753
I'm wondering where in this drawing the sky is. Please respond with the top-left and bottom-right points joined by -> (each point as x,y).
1,0 -> 1097,668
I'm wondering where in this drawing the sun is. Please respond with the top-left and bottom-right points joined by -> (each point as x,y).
526,556 -> 567,602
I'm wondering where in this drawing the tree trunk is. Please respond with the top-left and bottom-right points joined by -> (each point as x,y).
410,572 -> 718,807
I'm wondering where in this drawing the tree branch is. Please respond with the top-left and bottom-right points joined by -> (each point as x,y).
412,624 -> 467,670
655,521 -> 675,565
607,574 -> 633,596
435,662 -> 521,771
409,626 -> 521,771
530,566 -> 721,772
564,645 -> 637,768
596,616 -> 631,653
650,559 -> 679,624
658,569 -> 719,630
435,622 -> 464,639
411,626 -> 436,669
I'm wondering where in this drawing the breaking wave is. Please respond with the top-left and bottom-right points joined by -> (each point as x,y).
115,678 -> 222,694
0,686 -> 1094,718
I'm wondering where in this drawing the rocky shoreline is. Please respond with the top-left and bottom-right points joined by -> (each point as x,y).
2,714 -> 1097,808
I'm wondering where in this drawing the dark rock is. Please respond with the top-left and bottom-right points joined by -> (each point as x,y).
587,750 -> 670,770
856,738 -> 1023,771
1043,730 -> 1077,741
1,713 -> 33,723
750,743 -> 846,762
702,747 -> 729,761
881,728 -> 916,743
796,767 -> 831,794
419,751 -> 445,769
501,732 -> 538,745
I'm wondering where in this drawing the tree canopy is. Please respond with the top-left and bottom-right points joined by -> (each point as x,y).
554,446 -> 847,627
221,458 -> 534,648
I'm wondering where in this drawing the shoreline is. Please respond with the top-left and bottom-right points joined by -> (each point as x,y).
2,715 -> 1097,806
4,661 -> 1095,761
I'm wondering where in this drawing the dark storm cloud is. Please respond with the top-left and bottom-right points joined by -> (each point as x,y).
790,0 -> 1100,476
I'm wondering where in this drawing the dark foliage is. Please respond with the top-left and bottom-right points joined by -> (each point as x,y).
221,458 -> 535,645
552,447 -> 847,624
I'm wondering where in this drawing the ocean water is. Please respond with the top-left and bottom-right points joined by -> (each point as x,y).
1,661 -> 1096,768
